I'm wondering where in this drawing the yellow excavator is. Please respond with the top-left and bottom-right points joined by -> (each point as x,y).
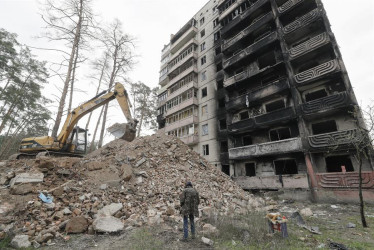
11,82 -> 137,159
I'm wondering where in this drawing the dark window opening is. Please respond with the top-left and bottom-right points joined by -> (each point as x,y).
298,61 -> 319,73
242,135 -> 252,146
265,100 -> 285,113
216,63 -> 223,71
215,47 -> 221,55
325,155 -> 354,172
219,119 -> 227,130
305,89 -> 328,102
245,163 -> 256,177
258,51 -> 276,69
222,165 -> 230,175
201,87 -> 207,98
218,98 -> 225,108
220,141 -> 228,152
312,120 -> 337,135
203,144 -> 209,156
274,160 -> 298,175
217,81 -> 224,89
235,67 -> 244,75
240,111 -> 249,120
269,128 -> 291,141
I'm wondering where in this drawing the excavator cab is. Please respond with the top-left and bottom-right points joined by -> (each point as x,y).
68,127 -> 87,154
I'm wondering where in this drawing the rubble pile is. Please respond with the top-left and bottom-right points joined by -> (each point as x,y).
0,134 -> 264,246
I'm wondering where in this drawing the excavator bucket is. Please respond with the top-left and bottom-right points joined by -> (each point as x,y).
107,122 -> 137,142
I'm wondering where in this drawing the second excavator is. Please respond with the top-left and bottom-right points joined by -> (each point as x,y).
11,82 -> 137,159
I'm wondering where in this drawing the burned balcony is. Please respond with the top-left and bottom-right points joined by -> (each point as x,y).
229,137 -> 302,159
221,0 -> 269,37
224,61 -> 283,88
214,53 -> 223,64
216,69 -> 225,82
308,129 -> 360,151
226,78 -> 290,112
222,12 -> 273,52
294,59 -> 340,85
315,171 -> 374,189
289,32 -> 330,60
157,114 -> 166,124
300,91 -> 351,118
228,107 -> 296,133
223,31 -> 278,69
278,0 -> 304,14
283,8 -> 322,35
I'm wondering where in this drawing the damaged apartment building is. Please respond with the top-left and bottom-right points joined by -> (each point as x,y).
157,0 -> 374,203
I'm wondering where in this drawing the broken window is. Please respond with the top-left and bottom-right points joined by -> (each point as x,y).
202,124 -> 208,135
213,17 -> 219,27
240,111 -> 249,120
219,119 -> 227,130
222,165 -> 230,175
305,89 -> 328,102
201,56 -> 206,65
215,46 -> 221,55
312,120 -> 337,135
265,99 -> 285,113
214,31 -> 221,41
218,98 -> 225,108
200,42 -> 206,52
220,141 -> 228,152
258,51 -> 276,69
200,17 -> 205,26
201,87 -> 207,98
269,127 -> 291,141
242,135 -> 252,146
274,159 -> 298,175
325,155 -> 354,172
201,29 -> 206,38
203,144 -> 210,155
245,163 -> 256,177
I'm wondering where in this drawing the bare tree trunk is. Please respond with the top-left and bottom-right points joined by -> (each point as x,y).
89,105 -> 104,152
51,0 -> 84,137
68,44 -> 80,114
98,103 -> 109,148
0,102 -> 17,134
137,106 -> 145,137
359,156 -> 368,227
85,54 -> 108,130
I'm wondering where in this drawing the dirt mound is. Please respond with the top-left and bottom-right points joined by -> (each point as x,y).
0,134 -> 264,247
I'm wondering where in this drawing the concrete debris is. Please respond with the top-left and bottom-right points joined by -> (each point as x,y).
347,222 -> 356,228
202,223 -> 218,234
201,236 -> 214,246
93,216 -> 124,233
11,235 -> 31,249
300,208 -> 313,217
9,172 -> 44,187
0,134 -> 264,246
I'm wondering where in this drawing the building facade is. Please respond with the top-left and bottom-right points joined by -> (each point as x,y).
157,0 -> 374,202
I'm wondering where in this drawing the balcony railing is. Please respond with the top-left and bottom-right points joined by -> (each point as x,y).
315,171 -> 374,189
234,174 -> 309,189
228,107 -> 296,132
300,91 -> 350,116
219,0 -> 247,21
171,26 -> 198,54
165,97 -> 198,117
159,73 -> 168,86
168,64 -> 198,87
283,8 -> 321,35
229,137 -> 302,159
168,52 -> 197,78
289,32 -> 330,60
224,61 -> 283,88
226,78 -> 289,112
167,81 -> 198,103
223,31 -> 278,69
221,0 -> 269,36
165,115 -> 199,133
278,0 -> 304,14
180,135 -> 199,145
222,12 -> 273,52
295,59 -> 340,84
308,129 -> 360,150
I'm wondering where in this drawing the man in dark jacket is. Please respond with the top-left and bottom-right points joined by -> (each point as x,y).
180,181 -> 200,241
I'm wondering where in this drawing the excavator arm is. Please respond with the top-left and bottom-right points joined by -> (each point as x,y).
57,82 -> 137,146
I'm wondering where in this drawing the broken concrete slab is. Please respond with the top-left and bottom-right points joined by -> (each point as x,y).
65,216 -> 89,234
11,235 -> 31,249
201,237 -> 214,246
134,158 -> 146,168
93,216 -> 124,233
97,203 -> 123,217
9,172 -> 44,187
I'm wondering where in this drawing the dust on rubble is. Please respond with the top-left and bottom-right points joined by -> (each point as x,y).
0,133 -> 264,247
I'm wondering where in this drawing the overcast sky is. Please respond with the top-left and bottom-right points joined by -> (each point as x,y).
0,0 -> 373,139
